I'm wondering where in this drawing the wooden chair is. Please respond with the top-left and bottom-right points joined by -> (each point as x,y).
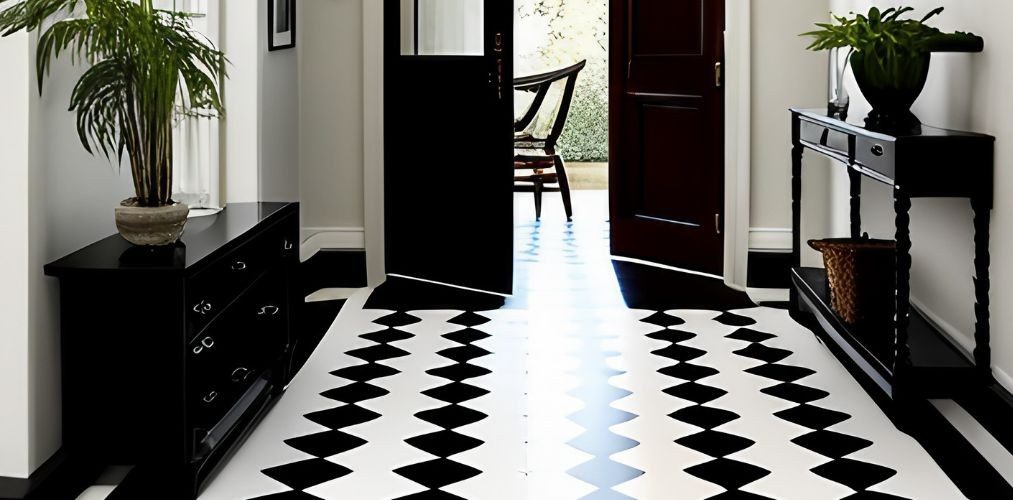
514,60 -> 587,221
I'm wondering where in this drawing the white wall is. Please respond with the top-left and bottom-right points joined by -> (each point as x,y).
222,0 -> 260,204
0,31 -> 33,479
298,0 -> 366,251
828,0 -> 1013,392
260,0 -> 300,202
749,0 -> 831,267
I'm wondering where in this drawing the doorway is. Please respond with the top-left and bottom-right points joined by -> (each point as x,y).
373,0 -> 739,292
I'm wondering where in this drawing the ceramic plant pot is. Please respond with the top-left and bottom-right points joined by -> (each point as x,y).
850,50 -> 931,131
114,200 -> 189,246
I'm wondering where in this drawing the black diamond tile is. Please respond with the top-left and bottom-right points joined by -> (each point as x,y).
726,328 -> 776,343
443,328 -> 491,344
812,458 -> 898,491
659,363 -> 719,382
676,430 -> 755,458
646,329 -> 696,343
375,311 -> 422,327
331,363 -> 400,382
321,382 -> 390,404
393,458 -> 482,489
394,490 -> 468,500
745,363 -> 816,383
284,430 -> 367,458
663,383 -> 728,404
361,328 -> 415,343
685,458 -> 770,490
652,344 -> 707,362
262,458 -> 352,490
841,491 -> 911,500
438,344 -> 492,363
733,343 -> 793,364
304,405 -> 381,429
792,430 -> 873,459
448,311 -> 490,327
422,382 -> 491,404
761,383 -> 829,404
416,405 -> 488,429
707,490 -> 776,500
346,344 -> 410,362
714,312 -> 758,327
250,492 -> 326,500
670,405 -> 740,430
405,430 -> 484,457
775,405 -> 851,430
642,311 -> 687,327
427,363 -> 492,382
567,456 -> 645,489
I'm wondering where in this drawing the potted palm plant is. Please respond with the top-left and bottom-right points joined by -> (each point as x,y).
803,6 -> 983,130
0,0 -> 226,245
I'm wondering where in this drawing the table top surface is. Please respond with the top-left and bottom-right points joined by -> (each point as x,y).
45,202 -> 296,275
792,108 -> 995,142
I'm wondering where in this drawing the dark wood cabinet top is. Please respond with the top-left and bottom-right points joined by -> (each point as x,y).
45,202 -> 298,276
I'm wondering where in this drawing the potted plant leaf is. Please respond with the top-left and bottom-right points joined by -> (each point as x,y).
0,0 -> 226,246
802,6 -> 983,130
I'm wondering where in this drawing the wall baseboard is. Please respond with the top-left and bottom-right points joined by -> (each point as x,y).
748,227 -> 792,252
300,227 -> 365,261
0,449 -> 101,500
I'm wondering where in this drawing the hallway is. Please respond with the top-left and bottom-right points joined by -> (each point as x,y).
200,192 -> 964,499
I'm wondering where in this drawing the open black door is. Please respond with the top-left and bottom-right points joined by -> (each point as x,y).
384,0 -> 514,294
610,0 -> 726,275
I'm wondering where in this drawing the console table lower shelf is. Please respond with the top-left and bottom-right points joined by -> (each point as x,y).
791,267 -> 976,404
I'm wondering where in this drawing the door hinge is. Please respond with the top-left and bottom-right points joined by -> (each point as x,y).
715,62 -> 723,88
715,213 -> 722,235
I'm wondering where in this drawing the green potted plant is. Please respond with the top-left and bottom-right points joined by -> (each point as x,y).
0,0 -> 226,246
803,6 -> 983,129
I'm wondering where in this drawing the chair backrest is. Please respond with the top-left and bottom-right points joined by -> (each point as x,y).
514,60 -> 587,151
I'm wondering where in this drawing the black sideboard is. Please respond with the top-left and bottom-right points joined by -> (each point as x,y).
45,202 -> 300,498
789,109 -> 994,413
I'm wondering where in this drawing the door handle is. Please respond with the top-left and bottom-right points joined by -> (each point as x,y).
715,62 -> 723,88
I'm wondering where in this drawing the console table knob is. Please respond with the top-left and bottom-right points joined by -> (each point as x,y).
871,144 -> 885,156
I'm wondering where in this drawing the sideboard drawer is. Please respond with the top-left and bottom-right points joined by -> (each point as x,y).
186,228 -> 290,339
188,270 -> 288,432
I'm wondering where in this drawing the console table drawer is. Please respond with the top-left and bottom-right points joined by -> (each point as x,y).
855,136 -> 896,179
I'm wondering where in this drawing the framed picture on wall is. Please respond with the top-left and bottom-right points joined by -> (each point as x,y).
268,0 -> 296,51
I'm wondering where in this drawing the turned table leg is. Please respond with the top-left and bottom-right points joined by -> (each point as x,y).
893,189 -> 913,403
972,197 -> 993,383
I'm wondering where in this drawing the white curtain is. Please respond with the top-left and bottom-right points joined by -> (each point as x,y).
158,0 -> 221,209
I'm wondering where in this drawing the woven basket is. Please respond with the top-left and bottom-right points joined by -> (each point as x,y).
808,237 -> 896,325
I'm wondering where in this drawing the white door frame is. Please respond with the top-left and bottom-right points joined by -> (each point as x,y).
362,0 -> 752,290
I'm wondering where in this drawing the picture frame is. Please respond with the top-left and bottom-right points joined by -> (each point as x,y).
268,0 -> 296,51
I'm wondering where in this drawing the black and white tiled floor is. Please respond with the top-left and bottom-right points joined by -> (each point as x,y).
186,192 -> 983,499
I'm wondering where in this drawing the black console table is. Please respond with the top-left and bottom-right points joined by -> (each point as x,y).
45,202 -> 300,498
789,109 -> 994,409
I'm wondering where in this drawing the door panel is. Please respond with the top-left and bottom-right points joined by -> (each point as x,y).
385,0 -> 514,294
611,0 -> 725,275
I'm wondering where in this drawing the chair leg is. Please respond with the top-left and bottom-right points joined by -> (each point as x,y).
554,156 -> 574,221
534,183 -> 544,221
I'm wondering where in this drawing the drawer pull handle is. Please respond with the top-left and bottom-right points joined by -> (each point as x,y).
231,367 -> 251,382
283,240 -> 294,251
258,305 -> 280,316
193,300 -> 213,315
201,336 -> 215,349
231,261 -> 248,271
202,391 -> 218,404
871,144 -> 885,156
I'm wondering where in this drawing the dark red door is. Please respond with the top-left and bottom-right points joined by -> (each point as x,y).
384,0 -> 514,294
610,0 -> 726,275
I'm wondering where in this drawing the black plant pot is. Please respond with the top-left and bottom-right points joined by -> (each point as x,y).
851,50 -> 931,132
